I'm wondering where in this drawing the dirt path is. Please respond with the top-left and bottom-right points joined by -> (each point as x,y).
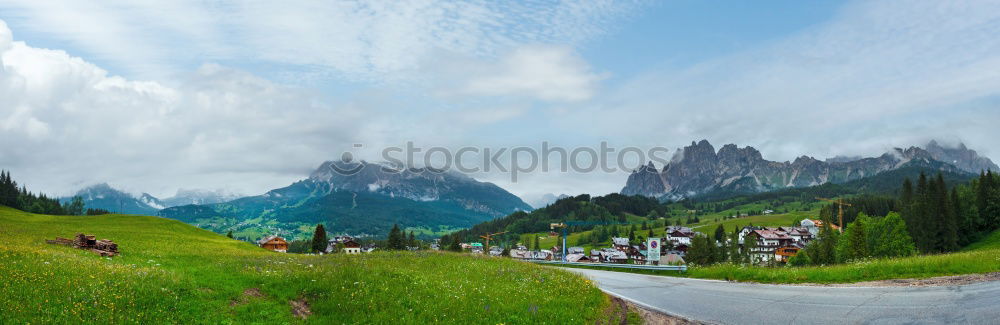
802,272 -> 1000,287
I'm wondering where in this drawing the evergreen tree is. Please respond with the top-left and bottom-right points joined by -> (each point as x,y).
936,174 -> 959,252
387,224 -> 404,250
836,214 -> 869,262
407,231 -> 416,249
533,235 -> 540,250
226,231 -> 234,239
713,224 -> 725,242
64,196 -> 85,216
449,234 -> 462,252
311,224 -> 328,253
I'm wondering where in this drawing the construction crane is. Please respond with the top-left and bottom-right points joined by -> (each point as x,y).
816,197 -> 852,233
550,220 -> 630,262
479,231 -> 507,253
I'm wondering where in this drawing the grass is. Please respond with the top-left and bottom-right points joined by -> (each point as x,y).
690,210 -> 814,233
0,207 -> 611,323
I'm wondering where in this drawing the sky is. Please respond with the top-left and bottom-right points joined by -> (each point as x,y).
1,0 -> 999,203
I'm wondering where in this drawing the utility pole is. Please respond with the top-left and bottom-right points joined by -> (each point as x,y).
479,231 -> 507,254
816,197 -> 852,233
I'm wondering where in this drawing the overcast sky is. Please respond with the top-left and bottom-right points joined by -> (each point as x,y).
1,0 -> 999,202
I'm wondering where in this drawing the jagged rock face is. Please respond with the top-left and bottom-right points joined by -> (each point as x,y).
924,140 -> 999,173
621,140 -> 994,199
306,160 -> 531,216
621,162 -> 666,196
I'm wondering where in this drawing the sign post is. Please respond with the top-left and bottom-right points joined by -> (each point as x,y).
647,238 -> 660,265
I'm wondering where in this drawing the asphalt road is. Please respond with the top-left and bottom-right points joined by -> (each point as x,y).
567,268 -> 1000,324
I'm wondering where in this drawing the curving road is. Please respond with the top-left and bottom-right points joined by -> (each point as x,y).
567,268 -> 1000,324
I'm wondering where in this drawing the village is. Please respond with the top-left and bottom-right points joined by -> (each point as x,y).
253,218 -> 836,266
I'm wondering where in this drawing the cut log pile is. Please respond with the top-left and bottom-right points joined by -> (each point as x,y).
46,233 -> 119,257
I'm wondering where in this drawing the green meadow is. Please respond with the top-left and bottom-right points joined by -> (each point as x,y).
0,207 -> 615,323
686,228 -> 1000,283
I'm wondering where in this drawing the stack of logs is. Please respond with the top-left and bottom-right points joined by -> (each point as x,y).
46,233 -> 119,257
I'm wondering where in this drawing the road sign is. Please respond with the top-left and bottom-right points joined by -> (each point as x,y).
647,238 -> 660,262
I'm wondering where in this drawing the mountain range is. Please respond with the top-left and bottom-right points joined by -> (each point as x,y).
157,160 -> 532,239
621,140 -> 997,200
62,184 -> 242,215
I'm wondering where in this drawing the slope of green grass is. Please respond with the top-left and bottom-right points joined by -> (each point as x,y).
686,232 -> 1000,283
690,210 -> 815,233
0,207 -> 608,323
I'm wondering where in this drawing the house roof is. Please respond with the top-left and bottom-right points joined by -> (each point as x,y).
257,235 -> 285,245
566,253 -> 590,262
612,237 -> 630,246
751,229 -> 792,240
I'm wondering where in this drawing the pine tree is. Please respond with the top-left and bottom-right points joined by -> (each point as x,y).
449,235 -> 462,252
913,173 -> 931,252
713,224 -> 725,242
387,224 -> 404,250
533,236 -> 540,251
936,174 -> 959,252
407,231 -> 416,249
311,224 -> 328,253
226,231 -> 234,238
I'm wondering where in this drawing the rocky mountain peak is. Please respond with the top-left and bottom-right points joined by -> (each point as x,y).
621,139 -> 994,200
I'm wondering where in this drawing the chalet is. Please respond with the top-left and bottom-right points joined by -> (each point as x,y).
470,242 -> 484,254
257,235 -> 288,253
745,229 -> 794,262
787,227 -> 814,243
509,249 -> 552,260
327,235 -> 360,253
565,253 -> 591,263
738,226 -> 760,245
594,248 -> 628,264
774,246 -> 801,263
612,237 -> 631,251
510,249 -> 530,259
531,250 -> 553,260
489,246 -> 504,256
342,239 -> 362,254
626,245 -> 647,264
567,246 -> 585,255
801,219 -> 840,236
665,226 -> 697,246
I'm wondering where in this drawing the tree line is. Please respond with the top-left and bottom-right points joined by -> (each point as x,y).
0,170 -> 103,216
686,170 -> 1000,267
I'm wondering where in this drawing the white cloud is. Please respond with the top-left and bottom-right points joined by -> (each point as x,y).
454,46 -> 605,102
554,0 -> 1000,165
0,20 -> 366,197
0,1 -> 641,82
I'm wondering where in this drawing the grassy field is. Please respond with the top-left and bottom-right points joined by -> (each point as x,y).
690,210 -> 814,233
0,207 -> 615,323
686,228 -> 1000,283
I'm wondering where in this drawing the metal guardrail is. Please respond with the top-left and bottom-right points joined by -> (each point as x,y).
528,260 -> 687,272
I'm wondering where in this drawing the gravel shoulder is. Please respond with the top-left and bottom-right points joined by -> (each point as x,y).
798,272 -> 1000,287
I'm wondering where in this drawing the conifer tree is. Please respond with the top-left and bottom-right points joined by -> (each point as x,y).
311,224 -> 328,253
387,224 -> 404,250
